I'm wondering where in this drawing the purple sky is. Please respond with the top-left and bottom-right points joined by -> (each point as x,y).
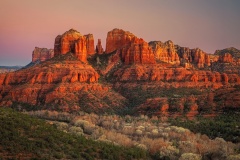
0,0 -> 240,66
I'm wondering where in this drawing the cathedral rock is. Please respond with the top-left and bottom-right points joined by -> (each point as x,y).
54,29 -> 95,63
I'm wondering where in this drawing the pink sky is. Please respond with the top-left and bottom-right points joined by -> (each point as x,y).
0,0 -> 240,66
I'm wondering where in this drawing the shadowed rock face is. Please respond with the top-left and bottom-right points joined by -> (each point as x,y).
218,53 -> 233,63
54,29 -> 94,62
96,39 -> 104,54
32,47 -> 54,62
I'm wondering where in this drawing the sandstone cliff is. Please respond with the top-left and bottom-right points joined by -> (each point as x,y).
149,41 -> 211,68
105,28 -> 135,53
149,41 -> 180,65
54,29 -> 95,62
105,28 -> 155,64
32,47 -> 54,62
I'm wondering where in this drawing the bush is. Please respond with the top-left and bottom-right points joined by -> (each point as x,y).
179,153 -> 202,160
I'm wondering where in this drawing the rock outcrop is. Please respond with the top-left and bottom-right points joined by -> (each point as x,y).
176,46 -> 210,68
105,28 -> 155,64
149,41 -> 180,65
105,28 -> 135,53
32,47 -> 54,62
54,29 -> 95,62
96,39 -> 104,54
84,34 -> 95,55
149,41 -> 211,68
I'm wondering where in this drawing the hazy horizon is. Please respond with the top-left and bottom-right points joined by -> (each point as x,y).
1,0 -> 240,66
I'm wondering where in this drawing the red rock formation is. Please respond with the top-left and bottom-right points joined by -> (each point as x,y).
149,41 -> 180,65
75,37 -> 88,63
1,63 -> 99,86
96,39 -> 104,54
191,48 -> 210,68
53,29 -> 95,62
121,40 -> 156,65
105,28 -> 155,64
218,53 -> 233,63
112,64 -> 240,86
84,34 -> 95,55
176,46 -> 210,68
105,28 -> 135,53
32,47 -> 54,62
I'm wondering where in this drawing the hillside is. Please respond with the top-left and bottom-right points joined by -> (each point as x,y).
0,108 -> 149,159
214,47 -> 240,58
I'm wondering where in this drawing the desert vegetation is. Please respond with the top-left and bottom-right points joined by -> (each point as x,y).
26,109 -> 240,160
0,108 -> 149,159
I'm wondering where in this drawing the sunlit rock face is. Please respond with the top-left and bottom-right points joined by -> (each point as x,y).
54,29 -> 95,63
105,28 -> 156,64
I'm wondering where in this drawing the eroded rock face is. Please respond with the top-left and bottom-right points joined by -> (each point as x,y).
96,39 -> 104,54
149,41 -> 180,65
105,28 -> 155,64
121,40 -> 156,65
105,28 -> 135,53
149,41 -> 211,68
84,34 -> 95,55
112,64 -> 240,86
176,46 -> 210,68
32,47 -> 54,62
54,29 -> 95,62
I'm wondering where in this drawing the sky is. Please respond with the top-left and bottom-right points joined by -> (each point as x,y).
0,0 -> 240,66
